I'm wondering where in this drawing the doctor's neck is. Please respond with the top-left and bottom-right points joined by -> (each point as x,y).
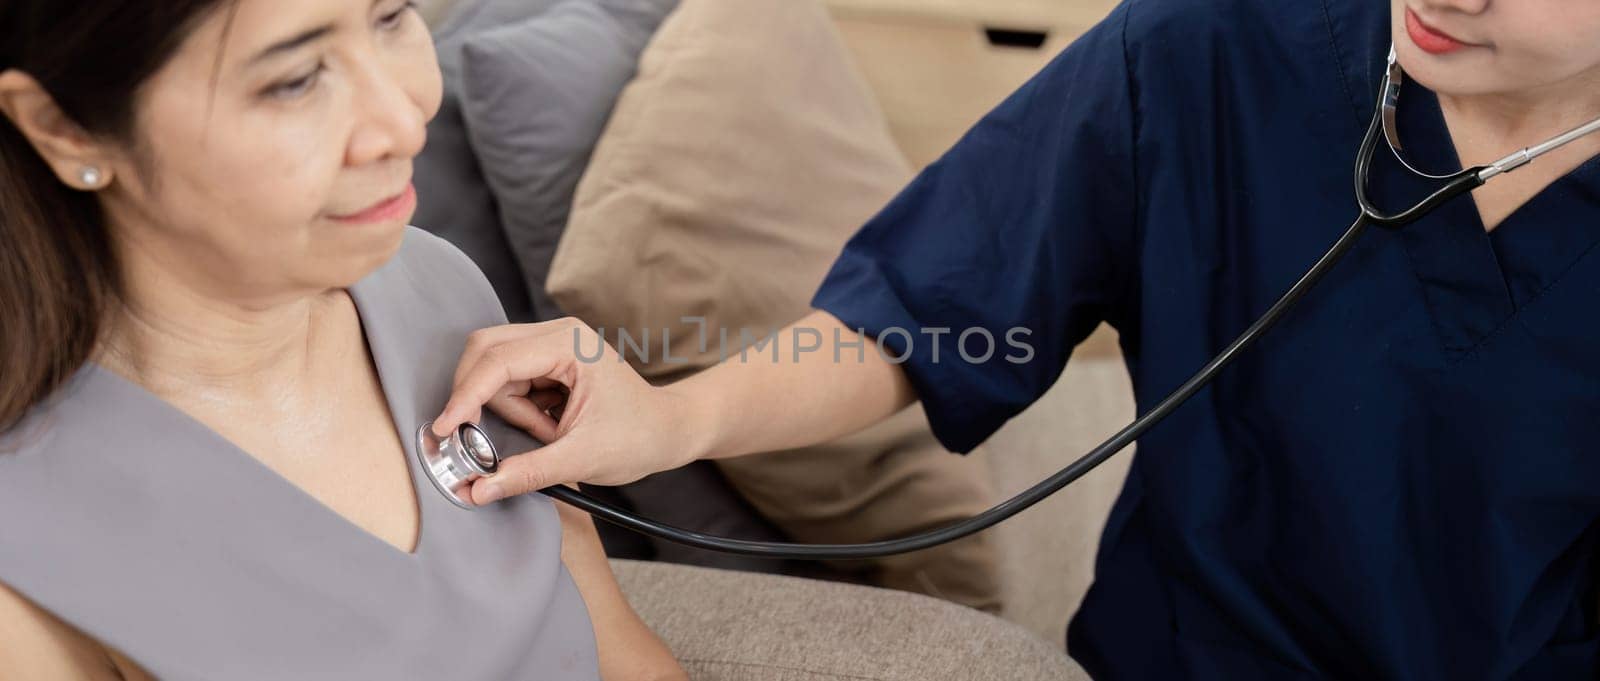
1432,66 -> 1600,146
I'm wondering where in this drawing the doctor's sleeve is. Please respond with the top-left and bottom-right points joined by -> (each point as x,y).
810,2 -> 1141,454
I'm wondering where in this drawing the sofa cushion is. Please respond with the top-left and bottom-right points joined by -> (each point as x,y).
612,559 -> 1088,681
458,0 -> 677,322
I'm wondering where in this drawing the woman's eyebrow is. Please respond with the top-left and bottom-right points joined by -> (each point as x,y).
246,24 -> 335,67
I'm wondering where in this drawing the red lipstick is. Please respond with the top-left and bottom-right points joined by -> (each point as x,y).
1406,8 -> 1469,55
330,182 -> 416,225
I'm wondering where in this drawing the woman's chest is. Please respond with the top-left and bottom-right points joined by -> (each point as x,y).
174,362 -> 422,555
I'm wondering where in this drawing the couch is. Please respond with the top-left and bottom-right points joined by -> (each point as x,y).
414,1 -> 1136,677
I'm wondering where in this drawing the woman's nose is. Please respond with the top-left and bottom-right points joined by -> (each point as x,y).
344,57 -> 428,167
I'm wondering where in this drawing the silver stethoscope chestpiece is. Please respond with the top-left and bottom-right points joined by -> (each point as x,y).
417,421 -> 501,510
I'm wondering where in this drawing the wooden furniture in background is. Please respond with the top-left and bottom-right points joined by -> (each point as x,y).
825,0 -> 1124,357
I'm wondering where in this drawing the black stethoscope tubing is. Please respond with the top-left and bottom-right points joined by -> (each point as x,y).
524,42 -> 1600,559
532,74 -> 1495,560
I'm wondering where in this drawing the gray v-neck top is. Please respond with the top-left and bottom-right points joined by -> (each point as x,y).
0,228 -> 599,680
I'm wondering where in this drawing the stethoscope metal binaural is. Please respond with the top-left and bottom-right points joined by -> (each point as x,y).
418,45 -> 1600,561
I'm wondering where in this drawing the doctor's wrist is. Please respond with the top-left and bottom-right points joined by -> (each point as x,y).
655,384 -> 721,467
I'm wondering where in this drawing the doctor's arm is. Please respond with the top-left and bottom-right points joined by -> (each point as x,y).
430,309 -> 912,502
660,309 -> 917,461
432,2 -> 1141,502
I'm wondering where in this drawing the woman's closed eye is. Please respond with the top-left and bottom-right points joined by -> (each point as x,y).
263,62 -> 325,101
259,1 -> 418,101
376,1 -> 418,32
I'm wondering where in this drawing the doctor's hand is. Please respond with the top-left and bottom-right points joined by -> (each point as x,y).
431,318 -> 706,505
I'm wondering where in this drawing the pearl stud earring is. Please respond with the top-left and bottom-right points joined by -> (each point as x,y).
78,166 -> 103,188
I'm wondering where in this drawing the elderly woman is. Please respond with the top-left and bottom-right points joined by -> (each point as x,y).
0,1 -> 685,678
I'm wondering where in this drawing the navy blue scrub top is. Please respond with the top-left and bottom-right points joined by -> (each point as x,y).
811,0 -> 1600,678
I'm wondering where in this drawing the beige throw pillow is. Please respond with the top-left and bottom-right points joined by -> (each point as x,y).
549,0 -> 911,369
550,0 -> 1001,612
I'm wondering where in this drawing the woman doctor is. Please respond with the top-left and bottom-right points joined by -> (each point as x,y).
433,0 -> 1600,678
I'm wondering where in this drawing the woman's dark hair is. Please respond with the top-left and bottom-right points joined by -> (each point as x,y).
0,1 -> 231,434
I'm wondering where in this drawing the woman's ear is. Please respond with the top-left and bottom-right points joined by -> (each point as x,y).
0,69 -> 117,191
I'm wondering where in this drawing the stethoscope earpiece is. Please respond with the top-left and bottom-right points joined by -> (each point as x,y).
417,421 -> 500,510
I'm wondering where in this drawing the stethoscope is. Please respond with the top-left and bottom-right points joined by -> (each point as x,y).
418,45 -> 1600,561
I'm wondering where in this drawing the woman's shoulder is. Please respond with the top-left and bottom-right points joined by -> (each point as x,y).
380,226 -> 500,301
355,226 -> 512,328
0,578 -> 104,679
0,366 -> 101,466
0,577 -> 144,681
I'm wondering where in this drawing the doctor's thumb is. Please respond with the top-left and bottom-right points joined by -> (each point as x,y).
470,440 -> 589,505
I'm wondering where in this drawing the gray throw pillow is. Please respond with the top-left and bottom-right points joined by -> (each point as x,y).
457,0 -> 678,322
415,0 -> 566,323
430,0 -> 784,580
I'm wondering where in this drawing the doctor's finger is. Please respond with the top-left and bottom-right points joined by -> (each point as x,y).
455,324 -> 532,385
436,337 -> 572,437
486,393 -> 561,443
454,319 -> 591,388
